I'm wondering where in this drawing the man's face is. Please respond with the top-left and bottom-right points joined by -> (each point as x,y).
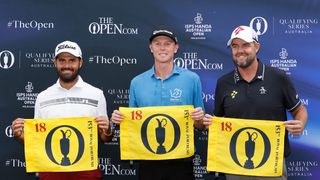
54,52 -> 82,83
149,35 -> 179,64
230,38 -> 260,69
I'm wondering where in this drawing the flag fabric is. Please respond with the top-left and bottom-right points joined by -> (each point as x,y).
24,117 -> 98,172
207,116 -> 285,177
120,105 -> 194,160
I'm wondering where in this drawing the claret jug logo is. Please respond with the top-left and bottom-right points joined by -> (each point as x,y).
120,106 -> 194,160
230,127 -> 271,169
0,50 -> 15,69
25,117 -> 97,172
141,114 -> 180,154
250,17 -> 268,36
45,125 -> 84,166
207,117 -> 284,176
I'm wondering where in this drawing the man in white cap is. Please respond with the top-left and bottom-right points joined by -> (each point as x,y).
203,26 -> 307,180
11,40 -> 112,180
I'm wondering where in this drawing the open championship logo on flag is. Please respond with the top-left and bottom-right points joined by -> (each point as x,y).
120,105 -> 194,160
207,117 -> 285,177
24,117 -> 98,172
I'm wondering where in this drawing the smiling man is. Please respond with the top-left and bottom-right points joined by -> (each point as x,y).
111,27 -> 205,180
203,26 -> 308,180
12,40 -> 112,180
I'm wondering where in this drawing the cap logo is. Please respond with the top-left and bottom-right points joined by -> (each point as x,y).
234,26 -> 245,35
57,44 -> 76,52
153,29 -> 173,35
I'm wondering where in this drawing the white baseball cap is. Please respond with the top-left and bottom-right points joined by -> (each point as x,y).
227,26 -> 258,46
55,40 -> 82,58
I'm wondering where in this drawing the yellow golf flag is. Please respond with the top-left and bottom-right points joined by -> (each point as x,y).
24,117 -> 98,172
120,105 -> 194,160
207,116 -> 285,177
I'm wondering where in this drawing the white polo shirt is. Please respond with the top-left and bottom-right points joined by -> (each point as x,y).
34,76 -> 107,119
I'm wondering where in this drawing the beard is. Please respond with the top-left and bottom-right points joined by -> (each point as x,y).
233,54 -> 255,69
56,67 -> 80,83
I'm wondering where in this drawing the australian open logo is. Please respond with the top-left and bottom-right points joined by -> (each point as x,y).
230,127 -> 271,169
141,114 -> 180,154
45,125 -> 84,166
185,13 -> 212,40
0,50 -> 15,69
270,48 -> 297,75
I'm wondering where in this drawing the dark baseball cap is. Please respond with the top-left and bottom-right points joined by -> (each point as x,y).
149,27 -> 178,44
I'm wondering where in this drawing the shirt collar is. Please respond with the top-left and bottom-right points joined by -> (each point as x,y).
150,64 -> 180,79
55,75 -> 85,89
233,59 -> 265,84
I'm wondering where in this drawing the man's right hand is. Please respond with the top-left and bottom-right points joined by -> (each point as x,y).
11,118 -> 25,142
111,110 -> 124,125
203,114 -> 213,129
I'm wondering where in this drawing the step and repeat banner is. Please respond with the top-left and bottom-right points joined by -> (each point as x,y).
1,0 -> 319,179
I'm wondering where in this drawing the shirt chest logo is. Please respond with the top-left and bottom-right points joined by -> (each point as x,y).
170,88 -> 182,101
230,90 -> 238,99
259,86 -> 267,95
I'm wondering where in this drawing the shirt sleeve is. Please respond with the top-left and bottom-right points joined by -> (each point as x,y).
281,73 -> 301,112
34,94 -> 41,118
193,76 -> 205,110
129,80 -> 138,107
97,90 -> 108,116
214,79 -> 224,117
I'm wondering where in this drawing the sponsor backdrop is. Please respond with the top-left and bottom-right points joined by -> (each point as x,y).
1,0 -> 319,179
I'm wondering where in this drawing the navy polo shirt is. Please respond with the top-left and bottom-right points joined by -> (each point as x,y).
214,60 -> 301,157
